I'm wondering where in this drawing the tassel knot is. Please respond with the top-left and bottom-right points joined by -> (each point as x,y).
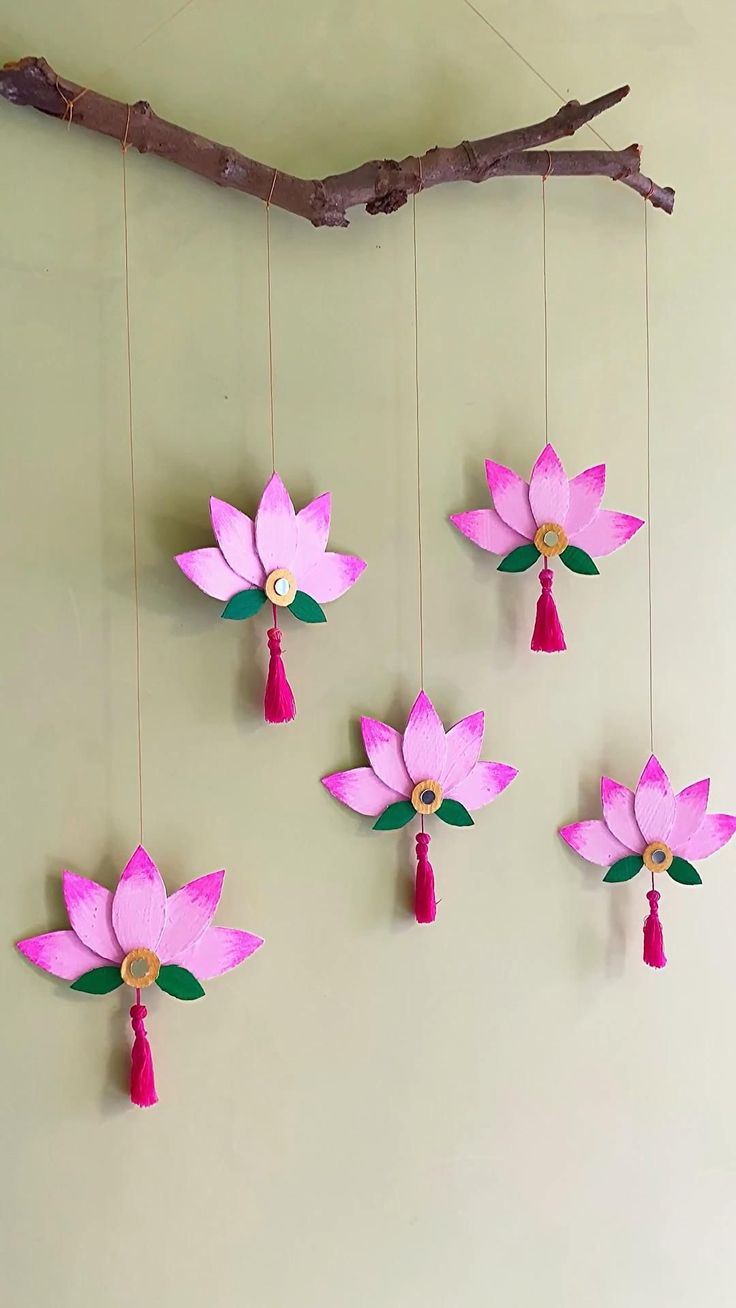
264,625 -> 296,724
415,831 -> 437,925
130,1001 -> 158,1108
643,888 -> 667,969
531,566 -> 566,653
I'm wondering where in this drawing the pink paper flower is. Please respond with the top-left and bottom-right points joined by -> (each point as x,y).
323,691 -> 518,830
176,472 -> 366,621
560,756 -> 736,885
17,846 -> 263,997
451,443 -> 644,572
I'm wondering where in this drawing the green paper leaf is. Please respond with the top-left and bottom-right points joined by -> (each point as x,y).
436,798 -> 474,827
559,545 -> 599,575
667,857 -> 702,886
373,801 -> 416,831
70,966 -> 124,994
603,855 -> 643,883
221,589 -> 267,620
156,965 -> 205,1001
289,591 -> 327,623
498,543 -> 540,573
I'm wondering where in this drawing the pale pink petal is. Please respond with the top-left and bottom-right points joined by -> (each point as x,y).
111,846 -> 167,954
441,712 -> 485,791
569,510 -> 644,557
678,814 -> 736,860
668,780 -> 711,852
209,498 -> 265,585
447,760 -> 517,811
17,930 -> 107,981
529,444 -> 569,527
600,778 -> 642,853
179,926 -> 263,980
157,871 -> 225,964
300,552 -> 366,602
63,872 -> 122,963
634,756 -> 676,844
559,820 -> 632,867
254,472 -> 297,572
402,691 -> 447,784
485,460 -> 536,537
360,718 -> 412,794
565,464 -> 606,535
294,493 -> 331,578
322,768 -> 405,816
175,548 -> 246,602
450,509 -> 528,554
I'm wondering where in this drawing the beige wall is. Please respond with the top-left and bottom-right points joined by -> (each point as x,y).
2,3 -> 734,1305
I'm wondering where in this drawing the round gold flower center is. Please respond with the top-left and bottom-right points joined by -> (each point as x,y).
120,947 -> 161,989
411,779 -> 443,815
265,568 -> 297,607
534,522 -> 568,557
643,841 -> 673,874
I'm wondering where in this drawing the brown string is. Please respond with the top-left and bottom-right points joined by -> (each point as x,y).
412,181 -> 425,691
265,171 -> 278,474
120,133 -> 144,843
643,199 -> 654,755
55,78 -> 89,130
541,177 -> 550,440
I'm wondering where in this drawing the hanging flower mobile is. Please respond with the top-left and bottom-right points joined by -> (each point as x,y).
450,444 -> 643,652
322,691 -> 517,923
560,756 -> 736,967
17,846 -> 263,1105
176,473 -> 366,722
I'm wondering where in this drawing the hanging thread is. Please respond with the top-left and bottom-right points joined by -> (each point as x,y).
412,172 -> 426,691
262,170 -> 296,722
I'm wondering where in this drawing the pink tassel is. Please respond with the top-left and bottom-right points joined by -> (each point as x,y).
130,999 -> 158,1108
264,626 -> 296,724
531,566 -> 566,653
415,832 -> 436,924
643,889 -> 667,969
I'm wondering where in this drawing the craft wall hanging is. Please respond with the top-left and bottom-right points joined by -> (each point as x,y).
176,474 -> 366,723
322,192 -> 517,923
451,177 -> 644,652
17,847 -> 263,1106
560,757 -> 736,968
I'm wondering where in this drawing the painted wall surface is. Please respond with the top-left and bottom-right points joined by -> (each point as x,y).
1,3 -> 734,1305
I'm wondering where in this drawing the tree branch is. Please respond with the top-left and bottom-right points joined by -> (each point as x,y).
0,57 -> 675,224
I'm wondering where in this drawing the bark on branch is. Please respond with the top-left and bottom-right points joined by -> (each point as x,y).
0,57 -> 675,225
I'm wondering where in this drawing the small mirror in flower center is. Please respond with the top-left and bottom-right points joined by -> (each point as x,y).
543,530 -> 559,549
651,848 -> 666,865
274,577 -> 290,597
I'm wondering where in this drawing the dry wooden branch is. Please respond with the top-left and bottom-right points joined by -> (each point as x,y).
0,57 -> 674,224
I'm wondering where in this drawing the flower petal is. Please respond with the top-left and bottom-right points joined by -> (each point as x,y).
441,711 -> 485,791
294,492 -> 331,578
16,930 -> 107,981
178,926 -> 263,980
255,472 -> 297,572
322,768 -> 405,816
402,691 -> 447,784
559,820 -> 632,867
565,464 -> 606,535
360,718 -> 412,794
668,779 -> 710,852
157,870 -> 225,964
528,444 -> 569,527
209,498 -> 265,585
447,760 -> 517,810
484,460 -> 536,537
634,756 -> 676,844
600,778 -> 642,853
678,814 -> 736,860
111,846 -> 167,954
63,872 -> 122,962
300,552 -> 366,602
175,547 -> 246,601
569,510 -> 644,557
450,509 -> 528,555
